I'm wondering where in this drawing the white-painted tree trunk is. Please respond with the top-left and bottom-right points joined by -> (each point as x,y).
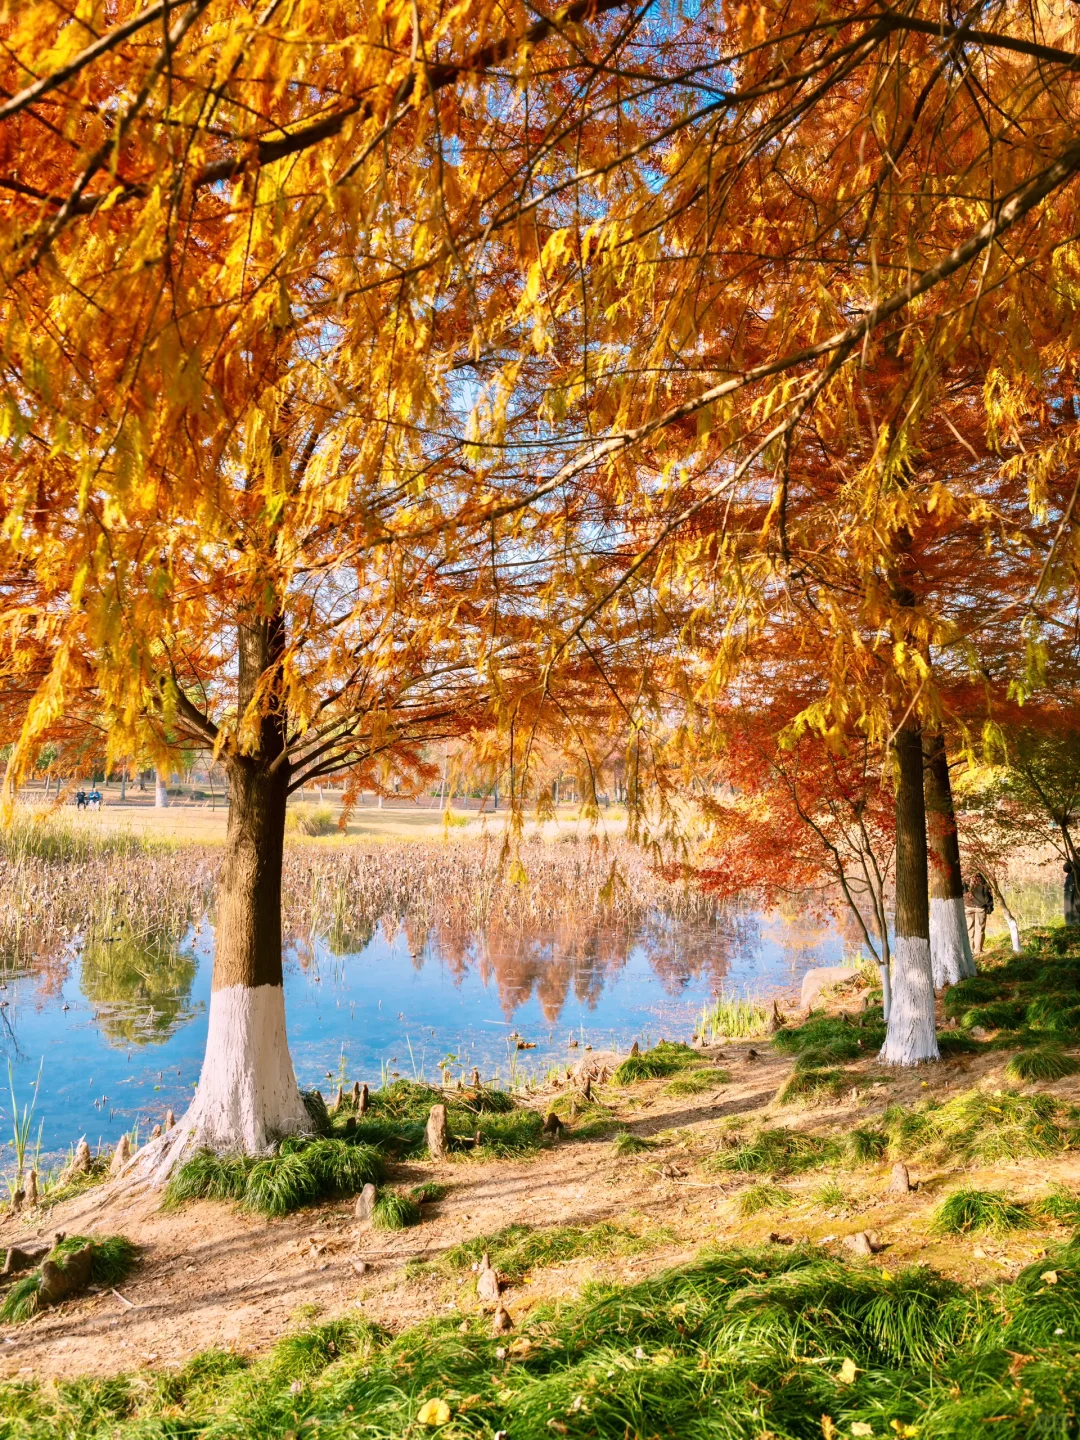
879,936 -> 940,1065
929,895 -> 976,988
142,983 -> 309,1183
155,770 -> 170,808
1006,913 -> 1021,953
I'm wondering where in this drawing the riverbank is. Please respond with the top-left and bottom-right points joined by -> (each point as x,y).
3,929 -> 1080,1440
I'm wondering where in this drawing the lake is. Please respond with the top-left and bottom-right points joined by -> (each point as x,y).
0,904 -> 848,1169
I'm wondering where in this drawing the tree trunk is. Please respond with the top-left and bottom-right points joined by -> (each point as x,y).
155,769 -> 170,808
924,731 -> 975,987
143,616 -> 308,1181
119,770 -> 127,802
880,722 -> 939,1066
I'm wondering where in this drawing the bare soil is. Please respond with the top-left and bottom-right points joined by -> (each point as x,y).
4,1009 -> 1079,1380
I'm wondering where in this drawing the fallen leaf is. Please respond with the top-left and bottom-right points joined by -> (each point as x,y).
417,1399 -> 451,1427
838,1358 -> 858,1384
1042,1270 -> 1059,1285
821,1418 -> 836,1440
890,1422 -> 919,1437
851,1425 -> 874,1437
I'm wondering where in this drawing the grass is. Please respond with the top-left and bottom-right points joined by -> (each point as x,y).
773,1009 -> 886,1062
1004,1044 -> 1080,1083
12,1239 -> 1080,1439
339,1080 -> 542,1160
709,1126 -> 842,1176
879,1087 -> 1071,1164
814,1180 -> 849,1210
165,1137 -> 385,1217
737,1182 -> 792,1216
612,1041 -> 697,1085
612,1130 -> 654,1156
372,1191 -> 422,1230
0,1234 -> 137,1323
663,1067 -> 730,1096
1039,1185 -> 1080,1226
931,1188 -> 1034,1236
408,1220 -> 667,1283
698,996 -> 772,1039
847,1125 -> 889,1163
776,1068 -> 849,1105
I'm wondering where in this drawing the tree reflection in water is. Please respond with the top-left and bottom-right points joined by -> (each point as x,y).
79,928 -> 199,1046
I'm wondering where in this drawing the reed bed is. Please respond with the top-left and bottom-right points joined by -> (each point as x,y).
0,819 -> 716,979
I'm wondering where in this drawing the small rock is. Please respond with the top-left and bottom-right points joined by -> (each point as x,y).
888,1162 -> 911,1197
842,1230 -> 882,1256
746,1048 -> 759,1060
352,1259 -> 368,1276
426,1104 -> 450,1160
110,1133 -> 131,1176
492,1303 -> 514,1334
354,1183 -> 377,1222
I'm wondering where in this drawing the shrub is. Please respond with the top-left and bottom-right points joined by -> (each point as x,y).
285,803 -> 338,836
931,1188 -> 1033,1236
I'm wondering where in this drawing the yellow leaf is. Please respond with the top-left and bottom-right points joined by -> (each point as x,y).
838,1358 -> 858,1384
851,1426 -> 874,1437
1042,1270 -> 1059,1285
417,1399 -> 451,1427
821,1418 -> 836,1440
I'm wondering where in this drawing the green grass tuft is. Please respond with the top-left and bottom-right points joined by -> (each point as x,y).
664,1067 -> 730,1096
698,997 -> 772,1039
737,1182 -> 792,1216
931,1188 -> 1033,1236
776,1067 -> 848,1105
958,1000 -> 1027,1033
165,1138 -> 384,1217
879,1087 -> 1067,1164
613,1042 -> 696,1085
847,1125 -> 888,1163
813,1180 -> 849,1210
773,1011 -> 885,1057
1004,1044 -> 1080,1084
710,1126 -> 842,1176
372,1191 -> 422,1230
1038,1185 -> 1080,1226
409,1220 -> 666,1283
612,1130 -> 654,1156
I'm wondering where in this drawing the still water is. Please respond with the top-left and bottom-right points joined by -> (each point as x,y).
0,907 -> 849,1165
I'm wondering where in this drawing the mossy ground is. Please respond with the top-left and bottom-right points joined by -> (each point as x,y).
6,926 -> 1080,1436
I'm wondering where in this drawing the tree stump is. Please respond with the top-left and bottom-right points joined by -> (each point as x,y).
426,1104 -> 450,1160
543,1111 -> 563,1139
471,1068 -> 481,1089
581,1076 -> 592,1103
358,1083 -> 369,1115
628,1041 -> 640,1057
150,1124 -> 162,1140
350,1080 -> 361,1109
331,1085 -> 343,1114
888,1162 -> 911,1196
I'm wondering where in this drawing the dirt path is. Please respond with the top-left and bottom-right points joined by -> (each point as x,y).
5,1017 -> 1079,1380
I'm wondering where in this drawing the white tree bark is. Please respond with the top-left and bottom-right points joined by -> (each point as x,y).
141,982 -> 310,1183
155,770 -> 170,808
929,895 -> 976,988
879,936 -> 940,1065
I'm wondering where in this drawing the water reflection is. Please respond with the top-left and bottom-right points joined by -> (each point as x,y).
4,901 -> 845,1159
79,930 -> 198,1046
